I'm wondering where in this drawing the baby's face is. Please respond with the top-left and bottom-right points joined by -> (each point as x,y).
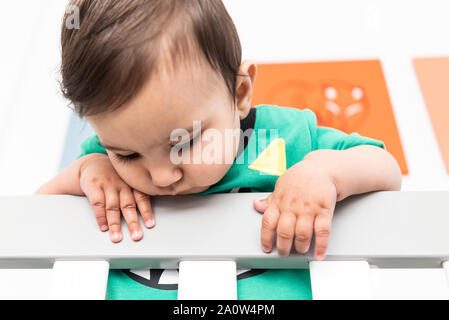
87,59 -> 243,196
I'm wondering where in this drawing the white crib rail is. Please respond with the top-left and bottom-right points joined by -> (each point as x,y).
1,191 -> 449,299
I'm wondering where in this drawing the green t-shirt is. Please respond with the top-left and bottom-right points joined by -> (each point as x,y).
77,104 -> 385,300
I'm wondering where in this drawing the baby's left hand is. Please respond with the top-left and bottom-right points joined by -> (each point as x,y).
253,158 -> 338,260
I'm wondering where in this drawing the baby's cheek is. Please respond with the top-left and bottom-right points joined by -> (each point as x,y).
187,162 -> 230,186
201,133 -> 236,165
116,165 -> 150,191
192,133 -> 237,185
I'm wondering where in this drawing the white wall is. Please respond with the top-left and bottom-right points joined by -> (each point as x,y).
0,0 -> 71,195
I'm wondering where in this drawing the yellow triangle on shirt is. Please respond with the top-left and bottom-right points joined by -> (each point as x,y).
248,138 -> 287,176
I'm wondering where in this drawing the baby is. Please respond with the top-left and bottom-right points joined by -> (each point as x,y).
35,0 -> 401,299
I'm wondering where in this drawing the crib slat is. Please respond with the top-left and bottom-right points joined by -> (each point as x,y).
49,261 -> 109,300
177,261 -> 237,300
370,267 -> 449,299
310,261 -> 372,299
0,269 -> 52,299
310,261 -> 449,300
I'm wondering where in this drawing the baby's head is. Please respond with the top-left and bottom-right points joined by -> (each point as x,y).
61,0 -> 257,195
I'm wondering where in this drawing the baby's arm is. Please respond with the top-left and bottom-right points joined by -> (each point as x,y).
305,144 -> 402,201
34,153 -> 103,195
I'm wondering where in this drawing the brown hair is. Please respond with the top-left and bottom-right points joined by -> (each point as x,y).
60,0 -> 243,118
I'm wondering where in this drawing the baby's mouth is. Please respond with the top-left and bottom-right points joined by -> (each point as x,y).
165,184 -> 188,195
173,187 -> 191,195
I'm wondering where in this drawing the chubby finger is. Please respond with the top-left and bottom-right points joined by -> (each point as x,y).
133,190 -> 155,229
294,215 -> 314,254
85,184 -> 108,232
260,203 -> 280,253
104,189 -> 123,243
119,188 -> 143,241
276,212 -> 297,257
253,197 -> 269,213
314,215 -> 332,260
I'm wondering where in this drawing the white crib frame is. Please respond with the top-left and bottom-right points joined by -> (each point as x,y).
1,191 -> 449,300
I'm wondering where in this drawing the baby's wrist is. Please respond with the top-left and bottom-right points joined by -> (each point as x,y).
303,149 -> 344,199
78,153 -> 110,177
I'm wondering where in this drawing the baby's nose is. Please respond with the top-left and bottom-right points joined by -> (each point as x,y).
150,167 -> 183,188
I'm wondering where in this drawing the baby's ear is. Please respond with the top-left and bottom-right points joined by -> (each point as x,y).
235,60 -> 257,119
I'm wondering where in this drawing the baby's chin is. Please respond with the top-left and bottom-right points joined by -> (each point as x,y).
178,185 -> 211,195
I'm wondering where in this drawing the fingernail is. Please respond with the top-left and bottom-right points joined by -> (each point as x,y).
132,229 -> 142,240
100,225 -> 108,232
316,254 -> 325,261
301,246 -> 310,254
145,219 -> 154,228
111,231 -> 122,242
262,245 -> 270,253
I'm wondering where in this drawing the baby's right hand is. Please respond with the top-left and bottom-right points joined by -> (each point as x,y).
79,154 -> 155,242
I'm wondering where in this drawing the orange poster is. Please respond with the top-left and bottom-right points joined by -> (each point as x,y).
251,60 -> 408,174
413,57 -> 449,174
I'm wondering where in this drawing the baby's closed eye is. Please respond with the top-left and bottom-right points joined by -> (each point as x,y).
112,153 -> 140,164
